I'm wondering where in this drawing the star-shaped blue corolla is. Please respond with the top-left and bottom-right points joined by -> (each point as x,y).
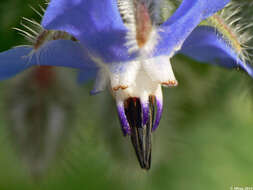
0,0 -> 253,169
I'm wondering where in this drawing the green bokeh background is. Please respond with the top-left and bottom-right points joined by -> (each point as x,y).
0,0 -> 253,189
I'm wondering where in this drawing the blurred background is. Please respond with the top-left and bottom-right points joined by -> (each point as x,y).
0,0 -> 253,189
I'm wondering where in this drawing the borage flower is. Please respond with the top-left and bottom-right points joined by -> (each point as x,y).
1,0 -> 253,169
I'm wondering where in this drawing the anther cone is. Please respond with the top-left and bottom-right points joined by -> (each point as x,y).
119,96 -> 161,170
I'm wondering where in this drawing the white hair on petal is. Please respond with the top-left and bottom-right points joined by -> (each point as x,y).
117,0 -> 164,55
117,0 -> 139,53
207,1 -> 253,64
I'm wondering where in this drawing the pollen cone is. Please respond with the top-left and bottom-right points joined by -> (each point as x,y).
124,97 -> 157,170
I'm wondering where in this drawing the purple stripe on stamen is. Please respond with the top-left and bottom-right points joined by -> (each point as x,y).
152,98 -> 163,131
141,102 -> 149,126
117,104 -> 131,136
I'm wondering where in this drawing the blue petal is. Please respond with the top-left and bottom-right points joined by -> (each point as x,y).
42,0 -> 133,63
0,40 -> 96,80
155,0 -> 230,57
42,0 -> 126,33
0,47 -> 32,80
32,40 -> 96,69
179,26 -> 253,77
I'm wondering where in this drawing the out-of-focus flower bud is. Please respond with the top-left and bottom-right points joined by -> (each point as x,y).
4,66 -> 78,177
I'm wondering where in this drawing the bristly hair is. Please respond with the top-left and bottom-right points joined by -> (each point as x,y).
13,0 -> 76,64
13,4 -> 45,45
14,2 -> 75,46
204,1 -> 253,65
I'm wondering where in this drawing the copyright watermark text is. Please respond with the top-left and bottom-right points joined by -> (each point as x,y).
230,186 -> 253,190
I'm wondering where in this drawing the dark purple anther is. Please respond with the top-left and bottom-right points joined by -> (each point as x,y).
141,102 -> 149,126
117,103 -> 131,136
152,97 -> 163,131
